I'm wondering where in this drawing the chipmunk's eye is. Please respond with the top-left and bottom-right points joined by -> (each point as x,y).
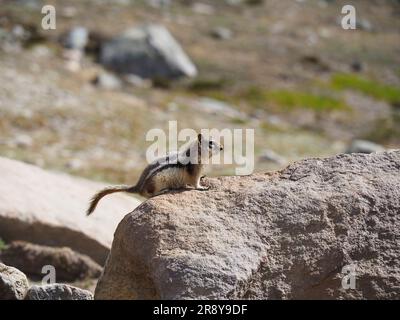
209,141 -> 214,148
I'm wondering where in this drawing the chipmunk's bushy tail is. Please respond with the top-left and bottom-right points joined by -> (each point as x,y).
86,185 -> 138,216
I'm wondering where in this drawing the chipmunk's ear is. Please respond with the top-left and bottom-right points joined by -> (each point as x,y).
197,133 -> 203,143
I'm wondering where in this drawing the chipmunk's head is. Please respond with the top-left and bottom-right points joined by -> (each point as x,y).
198,133 -> 223,158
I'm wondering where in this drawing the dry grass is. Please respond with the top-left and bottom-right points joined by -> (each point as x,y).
0,0 -> 399,184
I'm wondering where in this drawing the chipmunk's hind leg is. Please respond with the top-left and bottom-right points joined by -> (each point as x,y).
153,188 -> 171,197
153,185 -> 195,197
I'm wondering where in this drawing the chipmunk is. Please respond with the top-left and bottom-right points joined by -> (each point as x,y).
86,133 -> 223,215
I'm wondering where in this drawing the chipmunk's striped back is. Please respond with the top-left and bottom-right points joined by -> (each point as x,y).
86,133 -> 223,215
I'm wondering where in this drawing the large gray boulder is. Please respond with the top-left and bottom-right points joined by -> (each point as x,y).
0,241 -> 102,281
100,24 -> 197,79
25,284 -> 93,300
0,263 -> 29,300
95,151 -> 400,299
0,157 -> 141,265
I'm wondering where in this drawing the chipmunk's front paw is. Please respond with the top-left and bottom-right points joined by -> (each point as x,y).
196,185 -> 210,191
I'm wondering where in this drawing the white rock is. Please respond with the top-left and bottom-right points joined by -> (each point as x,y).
64,26 -> 88,50
259,149 -> 287,165
211,27 -> 233,40
345,140 -> 385,154
94,72 -> 122,90
14,134 -> 33,148
0,156 -> 141,264
124,74 -> 152,88
194,97 -> 245,119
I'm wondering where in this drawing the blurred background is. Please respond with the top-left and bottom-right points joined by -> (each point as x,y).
0,0 -> 399,297
0,0 -> 399,183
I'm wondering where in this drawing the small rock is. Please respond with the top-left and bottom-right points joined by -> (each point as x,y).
167,102 -> 179,112
124,74 -> 152,88
299,54 -> 330,72
350,61 -> 363,72
0,241 -> 102,282
345,139 -> 385,154
25,284 -> 93,300
0,263 -> 29,300
318,27 -> 332,38
14,134 -> 33,149
65,158 -> 85,170
93,72 -> 122,90
63,48 -> 83,72
33,158 -> 45,167
0,25 -> 33,52
195,97 -> 245,119
63,26 -> 88,50
61,6 -> 78,18
266,115 -> 287,128
357,18 -> 373,31
31,45 -> 52,58
192,3 -> 215,15
259,149 -> 287,165
11,25 -> 29,42
211,27 -> 233,40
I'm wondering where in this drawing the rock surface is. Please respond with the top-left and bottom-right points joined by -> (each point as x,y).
100,24 -> 197,79
0,157 -> 141,265
25,284 -> 93,300
0,241 -> 102,281
95,151 -> 400,299
0,263 -> 29,300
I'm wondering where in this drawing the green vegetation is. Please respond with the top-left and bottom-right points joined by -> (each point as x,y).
246,0 -> 264,5
240,86 -> 268,107
188,78 -> 229,92
0,237 -> 6,251
189,84 -> 349,112
230,117 -> 247,125
330,73 -> 400,105
241,87 -> 348,112
267,90 -> 347,111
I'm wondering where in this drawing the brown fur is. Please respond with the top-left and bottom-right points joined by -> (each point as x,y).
86,134 -> 222,216
87,185 -> 137,216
